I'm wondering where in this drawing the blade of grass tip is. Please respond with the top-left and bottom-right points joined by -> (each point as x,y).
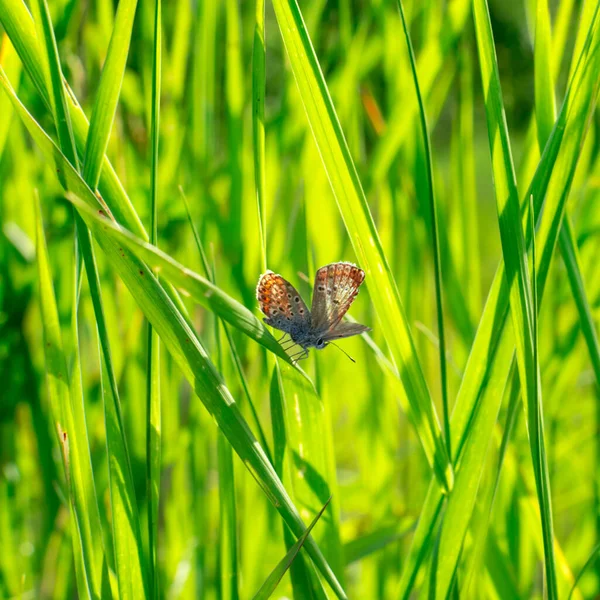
396,0 -> 450,457
252,497 -> 332,600
0,68 -> 347,600
252,0 -> 267,272
82,0 -> 138,188
472,1 -> 558,596
146,0 -> 161,597
271,0 -> 453,493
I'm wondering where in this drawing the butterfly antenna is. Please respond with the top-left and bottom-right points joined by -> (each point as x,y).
330,342 -> 356,363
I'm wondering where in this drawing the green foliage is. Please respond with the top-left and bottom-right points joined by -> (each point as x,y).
1,0 -> 599,598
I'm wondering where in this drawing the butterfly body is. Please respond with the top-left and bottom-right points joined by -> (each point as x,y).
256,262 -> 370,360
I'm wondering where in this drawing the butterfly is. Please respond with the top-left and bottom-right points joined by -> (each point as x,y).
256,262 -> 370,361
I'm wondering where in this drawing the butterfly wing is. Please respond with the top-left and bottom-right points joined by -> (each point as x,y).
311,262 -> 366,332
256,271 -> 310,334
322,321 -> 371,342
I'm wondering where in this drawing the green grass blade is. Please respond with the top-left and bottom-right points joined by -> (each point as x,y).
82,0 -> 138,188
368,2 -> 471,186
278,362 -> 345,582
146,1 -> 161,597
397,9 -> 600,593
396,0 -> 450,456
0,68 -> 346,599
180,186 -> 274,464
63,193 -> 292,364
534,0 -> 556,148
98,346 -> 149,599
431,326 -> 514,599
395,479 -> 444,597
0,0 -> 146,238
29,0 -> 78,170
0,37 -> 21,159
218,429 -> 240,600
472,0 -> 537,425
461,364 -> 520,595
212,231 -> 239,600
252,0 -> 267,272
27,5 -> 121,596
252,497 -> 331,600
559,219 -> 600,386
343,518 -> 415,565
35,197 -> 100,599
73,218 -> 150,600
473,1 -> 558,594
271,0 -> 453,493
24,3 -> 149,595
567,542 -> 600,600
69,231 -> 111,600
269,362 -> 332,600
452,42 -> 481,328
534,0 -> 600,391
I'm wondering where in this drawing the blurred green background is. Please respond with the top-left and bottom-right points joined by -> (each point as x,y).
1,0 -> 599,598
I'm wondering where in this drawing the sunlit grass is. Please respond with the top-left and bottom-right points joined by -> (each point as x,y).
1,1 -> 599,598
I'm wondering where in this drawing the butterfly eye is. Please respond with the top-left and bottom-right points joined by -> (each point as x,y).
317,338 -> 324,348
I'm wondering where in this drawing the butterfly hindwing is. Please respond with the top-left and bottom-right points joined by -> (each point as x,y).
322,321 -> 370,342
256,271 -> 310,334
311,262 -> 366,332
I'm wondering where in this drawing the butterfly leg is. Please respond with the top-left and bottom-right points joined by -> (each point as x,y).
281,338 -> 299,352
290,348 -> 309,364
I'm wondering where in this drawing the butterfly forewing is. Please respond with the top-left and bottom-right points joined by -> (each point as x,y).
311,262 -> 366,332
256,271 -> 310,334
